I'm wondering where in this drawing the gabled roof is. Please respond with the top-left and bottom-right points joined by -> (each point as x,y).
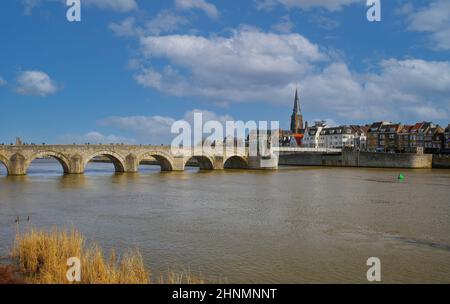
379,123 -> 402,133
350,125 -> 368,135
305,125 -> 323,136
427,126 -> 445,135
410,122 -> 424,132
367,121 -> 392,132
368,122 -> 383,131
320,125 -> 355,135
420,122 -> 433,132
399,125 -> 413,134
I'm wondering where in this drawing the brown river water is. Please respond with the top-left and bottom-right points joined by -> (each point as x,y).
0,159 -> 449,283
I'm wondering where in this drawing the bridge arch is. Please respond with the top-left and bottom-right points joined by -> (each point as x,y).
224,155 -> 249,169
0,154 -> 10,175
137,151 -> 174,172
25,151 -> 71,174
184,155 -> 215,170
84,151 -> 126,173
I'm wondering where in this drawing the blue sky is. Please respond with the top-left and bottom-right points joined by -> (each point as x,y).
0,0 -> 449,144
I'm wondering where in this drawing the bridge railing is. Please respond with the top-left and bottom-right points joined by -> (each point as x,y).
274,147 -> 342,153
171,146 -> 250,157
0,144 -> 256,158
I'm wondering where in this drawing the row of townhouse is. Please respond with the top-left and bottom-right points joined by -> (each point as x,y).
281,119 -> 450,153
368,122 -> 450,153
302,122 -> 368,150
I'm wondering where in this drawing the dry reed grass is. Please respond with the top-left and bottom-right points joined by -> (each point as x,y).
12,228 -> 149,284
158,270 -> 205,284
11,228 -> 206,284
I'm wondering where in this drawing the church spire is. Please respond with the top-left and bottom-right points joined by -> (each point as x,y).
293,88 -> 300,114
290,88 -> 304,133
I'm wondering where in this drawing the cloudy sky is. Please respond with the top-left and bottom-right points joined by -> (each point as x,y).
0,0 -> 449,144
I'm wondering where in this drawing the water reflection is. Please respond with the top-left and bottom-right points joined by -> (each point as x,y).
0,162 -> 7,176
58,174 -> 88,189
85,161 -> 121,176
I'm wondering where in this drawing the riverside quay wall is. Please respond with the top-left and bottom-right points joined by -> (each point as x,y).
279,151 -> 434,169
432,154 -> 450,169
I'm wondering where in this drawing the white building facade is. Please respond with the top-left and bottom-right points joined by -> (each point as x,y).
316,126 -> 367,150
303,122 -> 327,149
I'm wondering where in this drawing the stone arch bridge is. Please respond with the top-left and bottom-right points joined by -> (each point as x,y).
0,145 -> 278,176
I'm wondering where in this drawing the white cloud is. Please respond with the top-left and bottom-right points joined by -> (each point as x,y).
146,10 -> 190,35
175,0 -> 220,19
22,0 -> 41,15
109,17 -> 141,37
128,27 -> 450,122
15,70 -> 58,96
0,76 -> 6,86
109,11 -> 189,37
99,109 -> 234,144
400,0 -> 450,50
403,106 -> 448,120
61,131 -> 134,144
271,15 -> 294,33
310,118 -> 339,127
255,0 -> 361,11
304,59 -> 449,119
82,0 -> 138,12
310,15 -> 340,30
22,0 -> 137,14
100,115 -> 176,139
301,59 -> 450,121
183,109 -> 234,125
136,27 -> 326,101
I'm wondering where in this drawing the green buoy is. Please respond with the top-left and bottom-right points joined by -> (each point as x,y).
398,173 -> 405,180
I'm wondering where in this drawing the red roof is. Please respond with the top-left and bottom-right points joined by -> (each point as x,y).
410,122 -> 423,132
293,133 -> 304,146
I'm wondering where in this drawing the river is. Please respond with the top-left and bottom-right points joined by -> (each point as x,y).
0,159 -> 449,283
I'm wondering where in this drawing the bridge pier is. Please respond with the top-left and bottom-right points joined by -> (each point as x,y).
68,154 -> 84,174
9,153 -> 26,176
172,157 -> 187,171
247,154 -> 279,170
125,154 -> 139,173
213,156 -> 224,170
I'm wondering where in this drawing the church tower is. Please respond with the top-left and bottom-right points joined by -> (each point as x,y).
290,89 -> 304,133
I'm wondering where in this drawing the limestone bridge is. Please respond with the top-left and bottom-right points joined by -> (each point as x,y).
0,145 -> 279,176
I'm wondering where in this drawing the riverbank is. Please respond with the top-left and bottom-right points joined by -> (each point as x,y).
0,265 -> 24,284
278,151 -> 438,169
432,154 -> 450,168
93,152 -> 450,170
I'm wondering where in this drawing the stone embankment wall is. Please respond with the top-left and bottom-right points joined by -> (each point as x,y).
279,151 -> 433,169
432,155 -> 450,168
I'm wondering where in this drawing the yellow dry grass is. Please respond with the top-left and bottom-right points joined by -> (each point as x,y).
11,227 -> 206,284
12,228 -> 149,284
158,270 -> 205,284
